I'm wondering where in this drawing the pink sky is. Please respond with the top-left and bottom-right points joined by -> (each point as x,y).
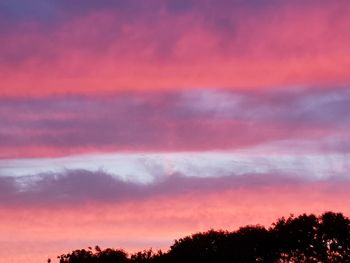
1,180 -> 350,262
1,0 -> 350,262
1,1 -> 350,96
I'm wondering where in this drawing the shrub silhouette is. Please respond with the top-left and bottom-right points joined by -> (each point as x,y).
57,211 -> 350,263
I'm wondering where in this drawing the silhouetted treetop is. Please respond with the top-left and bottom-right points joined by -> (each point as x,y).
57,211 -> 350,263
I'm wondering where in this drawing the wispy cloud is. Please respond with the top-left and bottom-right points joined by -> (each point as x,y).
1,158 -> 350,206
1,88 -> 349,157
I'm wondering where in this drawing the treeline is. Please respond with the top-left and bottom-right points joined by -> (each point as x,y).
56,212 -> 350,263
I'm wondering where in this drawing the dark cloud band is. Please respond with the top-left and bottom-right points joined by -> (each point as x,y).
1,169 -> 346,206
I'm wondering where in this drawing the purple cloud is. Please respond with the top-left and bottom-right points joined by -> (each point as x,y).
0,168 -> 349,207
0,170 -> 326,206
0,88 -> 349,155
1,0 -> 347,67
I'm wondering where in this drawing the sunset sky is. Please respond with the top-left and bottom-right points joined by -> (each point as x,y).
1,1 -> 350,262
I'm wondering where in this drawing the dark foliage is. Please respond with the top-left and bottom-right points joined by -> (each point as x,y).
56,212 -> 350,263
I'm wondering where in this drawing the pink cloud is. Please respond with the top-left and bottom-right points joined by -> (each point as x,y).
0,1 -> 350,96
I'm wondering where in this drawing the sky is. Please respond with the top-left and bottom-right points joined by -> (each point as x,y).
1,0 -> 350,262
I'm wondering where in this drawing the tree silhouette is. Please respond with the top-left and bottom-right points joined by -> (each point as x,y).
272,213 -> 319,262
317,212 -> 350,262
130,249 -> 164,263
56,211 -> 350,263
168,230 -> 228,263
58,247 -> 128,263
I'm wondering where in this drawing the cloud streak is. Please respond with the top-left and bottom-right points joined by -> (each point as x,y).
1,88 -> 349,157
1,165 -> 350,207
